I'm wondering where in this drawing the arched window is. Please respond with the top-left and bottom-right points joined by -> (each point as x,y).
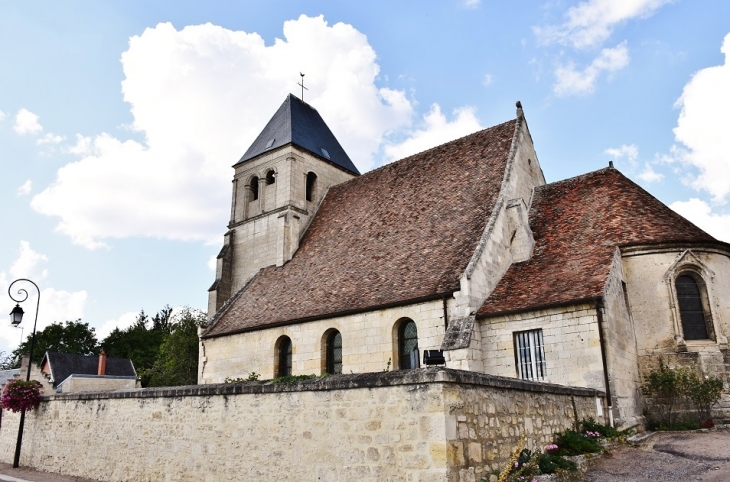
265,170 -> 276,185
676,275 -> 710,340
306,172 -> 317,202
250,176 -> 259,201
325,330 -> 342,375
398,319 -> 420,370
275,336 -> 292,377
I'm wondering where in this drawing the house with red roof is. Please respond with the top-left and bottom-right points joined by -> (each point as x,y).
201,96 -> 730,428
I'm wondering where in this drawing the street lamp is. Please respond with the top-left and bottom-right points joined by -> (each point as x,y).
7,278 -> 40,469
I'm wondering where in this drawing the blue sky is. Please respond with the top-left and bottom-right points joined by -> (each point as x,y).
1,0 -> 729,353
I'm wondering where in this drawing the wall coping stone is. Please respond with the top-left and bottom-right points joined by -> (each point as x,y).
40,368 -> 604,402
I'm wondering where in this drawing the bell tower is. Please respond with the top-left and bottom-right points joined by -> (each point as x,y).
208,95 -> 360,316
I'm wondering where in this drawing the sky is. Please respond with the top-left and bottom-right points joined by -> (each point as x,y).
0,0 -> 729,355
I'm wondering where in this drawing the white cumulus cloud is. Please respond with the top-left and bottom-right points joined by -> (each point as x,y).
605,143 -> 639,165
0,242 -> 88,351
13,108 -> 43,135
0,110 -> 6,122
672,33 -> 730,203
463,0 -> 481,9
554,42 -> 629,96
16,180 -> 32,197
637,163 -> 664,183
96,311 -> 139,341
536,0 -> 673,49
37,133 -> 65,145
670,198 -> 730,243
384,104 -> 482,162
31,16 -> 415,249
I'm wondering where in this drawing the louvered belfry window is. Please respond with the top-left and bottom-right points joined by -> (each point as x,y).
676,275 -> 710,340
326,331 -> 343,375
514,329 -> 546,381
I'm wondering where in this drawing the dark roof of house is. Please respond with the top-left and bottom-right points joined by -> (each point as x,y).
479,168 -> 719,317
236,94 -> 360,175
0,369 -> 19,387
204,119 -> 519,338
42,352 -> 137,386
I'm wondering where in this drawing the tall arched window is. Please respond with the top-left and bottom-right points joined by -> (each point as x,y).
250,176 -> 259,201
275,336 -> 292,377
676,275 -> 710,340
398,319 -> 420,370
325,330 -> 342,375
306,172 -> 317,202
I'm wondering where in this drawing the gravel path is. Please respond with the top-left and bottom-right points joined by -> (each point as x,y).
586,430 -> 730,482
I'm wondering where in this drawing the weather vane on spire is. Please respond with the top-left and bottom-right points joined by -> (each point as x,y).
298,73 -> 308,102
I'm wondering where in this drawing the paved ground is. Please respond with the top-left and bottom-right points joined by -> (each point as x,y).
586,429 -> 730,481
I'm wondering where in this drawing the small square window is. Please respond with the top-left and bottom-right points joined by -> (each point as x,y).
514,329 -> 546,381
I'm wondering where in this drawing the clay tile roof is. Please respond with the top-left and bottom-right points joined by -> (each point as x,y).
478,168 -> 718,317
204,119 -> 519,337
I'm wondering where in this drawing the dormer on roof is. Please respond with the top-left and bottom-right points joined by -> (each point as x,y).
236,94 -> 360,176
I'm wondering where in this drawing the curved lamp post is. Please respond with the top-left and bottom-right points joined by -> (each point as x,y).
8,278 -> 40,469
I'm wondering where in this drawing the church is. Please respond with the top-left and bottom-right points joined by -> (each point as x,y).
199,95 -> 730,428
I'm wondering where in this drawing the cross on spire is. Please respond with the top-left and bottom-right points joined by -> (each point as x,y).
298,72 -> 308,102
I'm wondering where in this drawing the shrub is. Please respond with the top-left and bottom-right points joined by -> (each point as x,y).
642,359 -> 724,428
553,429 -> 602,456
581,417 -> 633,440
1,379 -> 43,412
686,375 -> 724,423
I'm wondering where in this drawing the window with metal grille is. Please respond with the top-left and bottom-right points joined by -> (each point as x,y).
325,331 -> 342,375
676,275 -> 710,340
398,320 -> 420,370
514,329 -> 546,381
277,336 -> 292,377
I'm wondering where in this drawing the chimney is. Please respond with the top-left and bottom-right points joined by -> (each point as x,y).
98,350 -> 107,376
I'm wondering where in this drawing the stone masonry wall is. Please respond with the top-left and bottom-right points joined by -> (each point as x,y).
480,303 -> 606,391
446,114 -> 546,372
200,299 -> 446,382
622,248 -> 730,419
443,374 -> 603,482
229,146 -> 356,294
600,250 -> 643,428
0,369 -> 602,482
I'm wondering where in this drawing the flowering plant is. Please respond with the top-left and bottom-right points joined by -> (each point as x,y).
1,379 -> 43,413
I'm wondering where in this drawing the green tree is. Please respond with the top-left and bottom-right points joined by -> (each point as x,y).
146,307 -> 204,387
11,320 -> 98,366
100,306 -> 173,386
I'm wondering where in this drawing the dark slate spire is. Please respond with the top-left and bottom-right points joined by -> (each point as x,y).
236,94 -> 360,175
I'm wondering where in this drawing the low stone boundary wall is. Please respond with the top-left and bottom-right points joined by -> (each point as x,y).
0,368 -> 603,481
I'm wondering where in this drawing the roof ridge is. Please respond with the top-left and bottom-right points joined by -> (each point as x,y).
326,118 -> 519,194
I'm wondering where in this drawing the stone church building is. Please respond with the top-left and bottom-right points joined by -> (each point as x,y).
200,95 -> 730,428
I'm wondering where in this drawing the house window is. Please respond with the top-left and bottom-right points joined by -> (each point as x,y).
250,176 -> 259,201
676,275 -> 710,340
514,329 -> 546,381
306,172 -> 317,202
398,319 -> 420,370
325,330 -> 342,375
276,336 -> 292,377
